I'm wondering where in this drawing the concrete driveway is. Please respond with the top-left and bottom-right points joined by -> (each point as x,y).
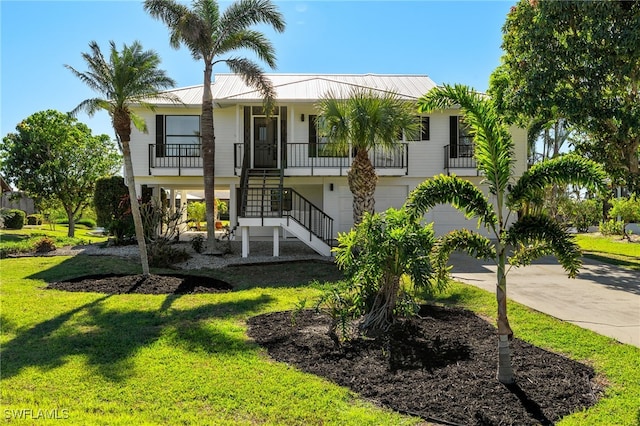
449,253 -> 640,347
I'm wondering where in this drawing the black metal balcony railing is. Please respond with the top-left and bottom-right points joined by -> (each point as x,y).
234,142 -> 408,174
149,144 -> 202,175
444,143 -> 477,169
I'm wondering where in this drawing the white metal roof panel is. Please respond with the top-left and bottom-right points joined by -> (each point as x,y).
153,74 -> 437,105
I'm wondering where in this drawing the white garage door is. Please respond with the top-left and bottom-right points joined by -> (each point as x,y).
337,185 -> 409,233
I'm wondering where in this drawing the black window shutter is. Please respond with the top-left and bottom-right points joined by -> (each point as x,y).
449,116 -> 458,158
243,106 -> 251,169
309,115 -> 318,157
280,107 -> 287,167
155,115 -> 164,158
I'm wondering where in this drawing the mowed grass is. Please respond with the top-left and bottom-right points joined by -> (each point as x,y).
0,225 -> 108,256
0,256 -> 414,425
1,254 -> 639,424
575,233 -> 640,270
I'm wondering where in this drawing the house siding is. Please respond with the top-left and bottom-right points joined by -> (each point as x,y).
129,75 -> 528,241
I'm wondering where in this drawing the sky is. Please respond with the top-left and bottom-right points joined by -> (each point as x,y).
1,0 -> 515,140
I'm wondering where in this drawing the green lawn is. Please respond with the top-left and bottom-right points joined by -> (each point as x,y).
1,255 -> 639,424
0,225 -> 108,257
575,233 -> 640,270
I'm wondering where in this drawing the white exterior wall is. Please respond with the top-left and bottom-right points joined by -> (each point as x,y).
129,101 -> 528,238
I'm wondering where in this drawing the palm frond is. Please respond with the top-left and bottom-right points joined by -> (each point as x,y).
217,0 -> 285,51
418,84 -> 515,197
508,154 -> 607,210
217,29 -> 277,68
223,57 -> 276,113
405,174 -> 498,229
506,214 -> 582,278
431,229 -> 495,289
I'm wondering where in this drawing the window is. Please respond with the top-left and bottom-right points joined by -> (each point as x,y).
156,115 -> 201,157
308,115 -> 347,158
457,117 -> 473,157
449,116 -> 474,158
407,116 -> 430,141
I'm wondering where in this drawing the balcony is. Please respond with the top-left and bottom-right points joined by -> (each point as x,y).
148,144 -> 203,176
234,142 -> 409,176
444,143 -> 478,176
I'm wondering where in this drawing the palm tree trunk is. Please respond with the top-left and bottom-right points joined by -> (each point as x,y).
348,149 -> 377,225
201,64 -> 217,253
496,245 -> 514,384
120,137 -> 150,276
362,273 -> 401,335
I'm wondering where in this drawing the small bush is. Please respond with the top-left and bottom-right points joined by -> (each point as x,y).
34,237 -> 56,253
147,239 -> 190,267
599,219 -> 624,236
3,209 -> 26,229
76,218 -> 97,228
27,214 -> 43,225
191,234 -> 205,253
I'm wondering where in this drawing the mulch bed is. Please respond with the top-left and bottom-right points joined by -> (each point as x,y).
47,273 -> 232,294
247,305 -> 602,426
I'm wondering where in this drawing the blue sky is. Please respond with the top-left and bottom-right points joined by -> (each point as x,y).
1,0 -> 515,140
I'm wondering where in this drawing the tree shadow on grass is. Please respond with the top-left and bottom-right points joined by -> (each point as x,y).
1,293 -> 273,382
27,255 -> 142,283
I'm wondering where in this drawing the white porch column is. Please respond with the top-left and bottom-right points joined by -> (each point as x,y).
273,226 -> 280,257
169,189 -> 176,214
242,226 -> 250,258
180,190 -> 188,228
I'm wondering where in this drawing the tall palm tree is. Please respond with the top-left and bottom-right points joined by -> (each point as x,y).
66,41 -> 177,276
144,0 -> 285,252
316,88 -> 420,224
405,84 -> 606,384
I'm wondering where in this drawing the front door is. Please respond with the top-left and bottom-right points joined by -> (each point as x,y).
254,117 -> 278,168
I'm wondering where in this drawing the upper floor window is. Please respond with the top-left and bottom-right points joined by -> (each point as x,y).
308,115 -> 347,158
406,116 -> 430,141
156,115 -> 201,157
449,116 -> 474,158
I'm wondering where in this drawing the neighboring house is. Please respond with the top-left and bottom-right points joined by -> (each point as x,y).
0,175 -> 36,215
129,74 -> 527,256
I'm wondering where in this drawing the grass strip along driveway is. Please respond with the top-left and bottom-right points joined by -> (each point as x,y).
1,252 -> 639,425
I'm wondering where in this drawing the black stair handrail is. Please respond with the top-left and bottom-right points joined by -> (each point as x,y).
281,188 -> 334,246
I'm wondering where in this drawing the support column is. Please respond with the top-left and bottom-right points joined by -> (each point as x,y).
273,226 -> 280,257
242,226 -> 250,258
180,190 -> 188,231
169,189 -> 176,214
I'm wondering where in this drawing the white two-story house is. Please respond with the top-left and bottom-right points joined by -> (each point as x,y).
129,74 -> 527,257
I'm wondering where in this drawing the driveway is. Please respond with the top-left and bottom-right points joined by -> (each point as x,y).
449,254 -> 640,347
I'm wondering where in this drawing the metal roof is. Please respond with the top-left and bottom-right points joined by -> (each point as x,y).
153,74 -> 437,106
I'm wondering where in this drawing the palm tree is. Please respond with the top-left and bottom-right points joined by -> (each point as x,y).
144,0 -> 285,252
316,88 -> 420,225
405,84 -> 606,384
66,41 -> 177,276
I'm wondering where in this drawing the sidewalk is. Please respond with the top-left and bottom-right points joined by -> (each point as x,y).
449,254 -> 640,347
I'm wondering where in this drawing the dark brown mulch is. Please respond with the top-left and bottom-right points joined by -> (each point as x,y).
47,273 -> 232,294
247,305 -> 602,426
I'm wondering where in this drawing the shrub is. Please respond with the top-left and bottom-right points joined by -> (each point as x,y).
26,214 -> 43,226
191,234 -> 205,253
559,198 -> 602,232
34,237 -> 56,253
147,239 -> 190,267
3,209 -> 26,229
599,219 -> 624,236
331,208 -> 437,337
76,218 -> 97,228
94,176 -> 129,227
609,194 -> 640,240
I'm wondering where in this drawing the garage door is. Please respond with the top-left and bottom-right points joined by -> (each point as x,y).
337,185 -> 409,233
